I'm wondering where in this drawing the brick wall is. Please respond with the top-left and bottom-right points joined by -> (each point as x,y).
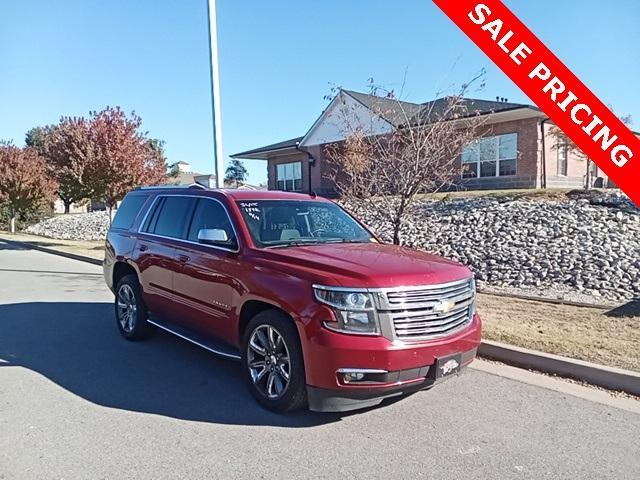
541,121 -> 610,189
298,118 -> 544,194
266,151 -> 309,191
265,116 -> 618,194
459,118 -> 541,190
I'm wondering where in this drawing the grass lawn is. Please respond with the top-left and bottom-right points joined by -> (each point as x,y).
479,293 -> 639,372
0,232 -> 104,260
416,187 -> 575,201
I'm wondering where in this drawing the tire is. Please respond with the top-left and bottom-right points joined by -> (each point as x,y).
114,274 -> 155,341
241,310 -> 307,412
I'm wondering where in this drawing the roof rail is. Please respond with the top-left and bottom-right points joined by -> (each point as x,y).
134,184 -> 208,191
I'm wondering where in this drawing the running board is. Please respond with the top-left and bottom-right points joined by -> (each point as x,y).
147,317 -> 241,361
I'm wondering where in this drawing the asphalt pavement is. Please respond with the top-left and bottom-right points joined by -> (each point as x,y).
0,239 -> 638,479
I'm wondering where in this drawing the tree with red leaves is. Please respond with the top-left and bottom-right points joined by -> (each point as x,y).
87,107 -> 167,217
0,142 -> 57,232
32,118 -> 96,213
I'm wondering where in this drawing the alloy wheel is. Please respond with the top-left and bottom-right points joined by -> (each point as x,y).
247,325 -> 291,399
117,284 -> 137,333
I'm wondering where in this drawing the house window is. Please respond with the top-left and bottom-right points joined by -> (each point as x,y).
462,133 -> 518,178
557,138 -> 568,176
276,162 -> 302,191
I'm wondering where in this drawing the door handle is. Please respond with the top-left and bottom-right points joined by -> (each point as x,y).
177,254 -> 190,263
139,244 -> 148,252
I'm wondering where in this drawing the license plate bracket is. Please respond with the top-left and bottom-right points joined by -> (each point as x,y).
435,353 -> 462,379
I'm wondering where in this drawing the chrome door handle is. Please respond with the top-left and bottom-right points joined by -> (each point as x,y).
177,254 -> 190,263
139,244 -> 148,252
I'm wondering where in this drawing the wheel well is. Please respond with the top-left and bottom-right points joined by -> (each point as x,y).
238,300 -> 290,340
113,262 -> 137,288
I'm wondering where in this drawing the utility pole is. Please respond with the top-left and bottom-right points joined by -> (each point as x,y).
207,0 -> 224,188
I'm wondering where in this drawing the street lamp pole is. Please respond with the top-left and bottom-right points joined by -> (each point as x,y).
207,0 -> 224,188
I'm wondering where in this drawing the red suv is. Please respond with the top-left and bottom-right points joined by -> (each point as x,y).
104,186 -> 481,412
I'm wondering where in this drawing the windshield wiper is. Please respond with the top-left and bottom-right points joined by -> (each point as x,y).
263,239 -> 327,249
264,238 -> 369,249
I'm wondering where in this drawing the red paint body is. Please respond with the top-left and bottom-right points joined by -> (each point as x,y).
104,189 -> 482,402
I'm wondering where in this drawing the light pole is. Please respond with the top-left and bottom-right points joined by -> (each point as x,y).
207,0 -> 224,188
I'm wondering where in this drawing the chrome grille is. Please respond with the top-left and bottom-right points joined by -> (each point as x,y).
384,279 -> 474,341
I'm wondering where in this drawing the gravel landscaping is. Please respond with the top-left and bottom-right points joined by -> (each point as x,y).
26,211 -> 110,241
346,190 -> 639,305
23,190 -> 639,305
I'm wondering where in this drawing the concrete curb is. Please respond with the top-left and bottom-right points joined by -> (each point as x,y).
479,340 -> 640,396
0,237 -> 102,266
477,289 -> 615,310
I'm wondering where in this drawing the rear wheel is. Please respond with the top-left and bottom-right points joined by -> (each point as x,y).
114,274 -> 155,341
241,310 -> 307,412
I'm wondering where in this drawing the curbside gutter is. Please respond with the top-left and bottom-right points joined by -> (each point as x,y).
2,235 -> 638,396
479,340 -> 640,396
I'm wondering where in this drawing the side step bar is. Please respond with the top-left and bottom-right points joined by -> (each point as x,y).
147,317 -> 241,361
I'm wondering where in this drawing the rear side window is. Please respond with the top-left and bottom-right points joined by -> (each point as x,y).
145,196 -> 195,239
111,194 -> 149,230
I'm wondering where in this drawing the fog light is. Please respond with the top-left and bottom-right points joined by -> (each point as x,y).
337,368 -> 388,385
343,372 -> 365,383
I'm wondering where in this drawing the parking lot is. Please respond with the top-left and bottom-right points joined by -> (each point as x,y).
1,240 -> 638,480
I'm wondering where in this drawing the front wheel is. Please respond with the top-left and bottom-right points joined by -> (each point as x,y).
241,310 -> 307,412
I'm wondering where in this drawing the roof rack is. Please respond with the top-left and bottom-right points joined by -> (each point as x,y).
134,184 -> 208,191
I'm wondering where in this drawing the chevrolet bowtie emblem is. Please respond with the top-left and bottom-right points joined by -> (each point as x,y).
433,300 -> 456,314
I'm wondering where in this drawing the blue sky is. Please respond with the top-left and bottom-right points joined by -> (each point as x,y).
1,0 -> 638,185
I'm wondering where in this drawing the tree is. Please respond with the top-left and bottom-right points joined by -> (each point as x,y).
325,79 -> 485,245
224,159 -> 248,187
39,118 -> 95,213
25,125 -> 55,154
87,107 -> 167,217
549,111 -> 632,189
0,142 -> 57,233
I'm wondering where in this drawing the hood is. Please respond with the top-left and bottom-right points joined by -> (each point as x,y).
254,242 -> 472,288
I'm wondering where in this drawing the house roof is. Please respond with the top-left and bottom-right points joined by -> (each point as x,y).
231,90 -> 542,159
230,136 -> 303,159
343,90 -> 538,127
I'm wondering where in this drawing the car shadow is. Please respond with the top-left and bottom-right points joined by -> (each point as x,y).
0,239 -> 31,250
605,298 -> 640,318
0,301 -> 368,428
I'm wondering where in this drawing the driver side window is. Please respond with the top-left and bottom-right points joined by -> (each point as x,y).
187,198 -> 237,248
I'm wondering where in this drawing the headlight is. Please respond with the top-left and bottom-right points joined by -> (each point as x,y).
470,277 -> 477,317
313,287 -> 380,335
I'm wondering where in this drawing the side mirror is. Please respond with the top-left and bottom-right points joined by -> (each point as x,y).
197,228 -> 229,245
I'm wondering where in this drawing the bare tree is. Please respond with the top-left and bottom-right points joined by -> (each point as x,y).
325,78 -> 486,244
549,111 -> 632,189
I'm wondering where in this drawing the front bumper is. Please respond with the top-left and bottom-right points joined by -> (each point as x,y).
307,347 -> 476,412
299,312 -> 482,412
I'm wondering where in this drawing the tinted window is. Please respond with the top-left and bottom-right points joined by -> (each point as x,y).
141,197 -> 164,233
187,199 -> 237,248
147,196 -> 195,239
111,194 -> 148,230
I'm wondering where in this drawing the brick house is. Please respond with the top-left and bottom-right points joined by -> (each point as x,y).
231,89 -> 615,195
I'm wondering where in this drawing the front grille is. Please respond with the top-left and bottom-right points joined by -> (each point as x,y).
384,279 -> 474,341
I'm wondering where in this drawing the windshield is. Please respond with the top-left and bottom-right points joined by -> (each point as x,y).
236,200 -> 375,248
